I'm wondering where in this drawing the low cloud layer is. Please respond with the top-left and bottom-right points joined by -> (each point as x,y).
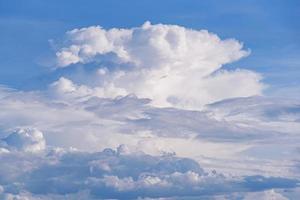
0,131 -> 298,199
55,22 -> 265,109
0,84 -> 300,198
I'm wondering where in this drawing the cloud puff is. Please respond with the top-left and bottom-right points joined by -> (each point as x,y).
1,128 -> 45,153
54,22 -> 265,109
56,21 -> 248,69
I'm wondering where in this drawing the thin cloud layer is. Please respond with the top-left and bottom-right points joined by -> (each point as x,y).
55,22 -> 264,109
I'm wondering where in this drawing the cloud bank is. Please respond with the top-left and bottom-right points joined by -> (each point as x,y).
0,131 -> 298,199
55,22 -> 265,109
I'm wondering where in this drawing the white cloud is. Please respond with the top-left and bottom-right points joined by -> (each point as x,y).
56,21 -> 248,70
2,128 -> 45,153
54,21 -> 264,109
242,189 -> 289,200
49,77 -> 127,101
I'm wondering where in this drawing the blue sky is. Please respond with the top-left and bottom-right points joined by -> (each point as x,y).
0,0 -> 299,96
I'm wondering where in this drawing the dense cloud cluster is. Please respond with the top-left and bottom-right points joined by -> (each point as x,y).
54,22 -> 264,109
0,133 -> 298,199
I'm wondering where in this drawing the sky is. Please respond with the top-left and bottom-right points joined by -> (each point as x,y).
0,0 -> 300,95
0,1 -> 300,199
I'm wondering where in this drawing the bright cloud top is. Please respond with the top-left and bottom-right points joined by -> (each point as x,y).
55,21 -> 265,109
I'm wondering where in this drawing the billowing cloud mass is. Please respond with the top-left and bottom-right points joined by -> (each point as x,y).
0,133 -> 298,199
0,22 -> 299,199
2,128 -> 45,153
55,22 -> 264,109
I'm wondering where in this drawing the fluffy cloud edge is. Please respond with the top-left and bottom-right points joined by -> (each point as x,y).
51,21 -> 264,110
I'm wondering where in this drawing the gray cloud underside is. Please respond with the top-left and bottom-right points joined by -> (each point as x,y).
0,147 -> 299,199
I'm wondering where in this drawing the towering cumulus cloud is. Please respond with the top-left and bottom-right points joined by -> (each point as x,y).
55,22 -> 264,109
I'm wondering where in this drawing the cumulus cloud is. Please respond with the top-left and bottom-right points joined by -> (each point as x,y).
54,21 -> 265,109
1,128 -> 45,153
56,21 -> 248,69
